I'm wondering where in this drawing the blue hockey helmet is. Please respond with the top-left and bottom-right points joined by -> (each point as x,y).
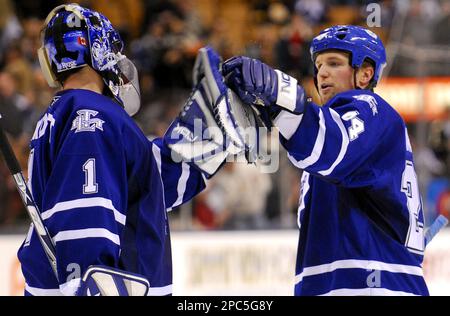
38,4 -> 141,116
310,25 -> 387,88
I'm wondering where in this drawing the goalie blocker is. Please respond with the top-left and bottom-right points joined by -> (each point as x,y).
164,47 -> 260,177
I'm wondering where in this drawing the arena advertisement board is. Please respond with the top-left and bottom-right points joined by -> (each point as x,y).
1,230 -> 449,296
377,77 -> 450,121
304,77 -> 450,122
0,236 -> 25,296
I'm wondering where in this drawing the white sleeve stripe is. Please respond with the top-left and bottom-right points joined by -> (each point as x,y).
287,109 -> 326,169
41,197 -> 126,225
52,228 -> 120,246
169,162 -> 190,210
151,143 -> 168,212
295,259 -> 423,284
318,109 -> 349,176
273,111 -> 304,140
297,172 -> 310,229
405,127 -> 412,152
201,172 -> 208,184
152,143 -> 163,175
25,283 -> 63,296
319,288 -> 418,296
146,284 -> 173,296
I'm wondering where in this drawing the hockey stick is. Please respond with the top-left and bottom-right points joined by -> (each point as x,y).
0,114 -> 58,279
425,214 -> 449,247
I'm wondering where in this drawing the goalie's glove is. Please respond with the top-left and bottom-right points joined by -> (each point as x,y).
77,265 -> 150,296
222,56 -> 307,128
164,47 -> 259,177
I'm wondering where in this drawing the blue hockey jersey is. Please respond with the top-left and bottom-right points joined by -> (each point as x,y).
17,89 -> 206,296
274,89 -> 429,296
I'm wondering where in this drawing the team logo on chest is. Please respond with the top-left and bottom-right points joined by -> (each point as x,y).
71,109 -> 105,133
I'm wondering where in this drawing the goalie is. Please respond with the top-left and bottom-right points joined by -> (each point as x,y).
17,4 -> 257,296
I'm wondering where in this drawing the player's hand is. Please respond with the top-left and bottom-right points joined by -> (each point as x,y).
223,56 -> 278,108
223,56 -> 306,115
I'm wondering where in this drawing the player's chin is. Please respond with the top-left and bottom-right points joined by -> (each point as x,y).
319,91 -> 333,105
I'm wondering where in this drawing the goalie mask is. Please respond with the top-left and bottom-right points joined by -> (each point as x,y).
38,3 -> 141,116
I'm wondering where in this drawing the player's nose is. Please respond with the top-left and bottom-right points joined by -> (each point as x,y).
317,65 -> 330,79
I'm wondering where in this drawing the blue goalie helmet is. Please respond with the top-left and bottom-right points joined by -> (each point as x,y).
310,25 -> 387,88
38,3 -> 141,116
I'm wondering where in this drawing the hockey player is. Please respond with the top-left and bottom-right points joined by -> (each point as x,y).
17,4 -> 248,296
223,25 -> 429,295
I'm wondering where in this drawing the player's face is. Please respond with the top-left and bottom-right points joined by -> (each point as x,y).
315,51 -> 354,104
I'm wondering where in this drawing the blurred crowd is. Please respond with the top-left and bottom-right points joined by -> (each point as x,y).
0,0 -> 449,230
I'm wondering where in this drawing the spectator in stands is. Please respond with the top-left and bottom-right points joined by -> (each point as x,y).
0,71 -> 29,138
3,43 -> 34,97
274,13 -> 314,79
437,189 -> 450,219
0,0 -> 22,65
433,0 -> 450,46
411,133 -> 446,195
294,0 -> 327,25
91,0 -> 145,42
195,163 -> 272,230
19,17 -> 42,67
429,108 -> 450,176
0,70 -> 29,225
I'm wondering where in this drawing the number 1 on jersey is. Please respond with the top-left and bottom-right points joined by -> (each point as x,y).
83,158 -> 98,194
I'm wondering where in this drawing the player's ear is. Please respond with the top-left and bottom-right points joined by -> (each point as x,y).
356,63 -> 375,89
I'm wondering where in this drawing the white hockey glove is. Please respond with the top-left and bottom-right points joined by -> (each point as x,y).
76,265 -> 150,296
164,46 -> 259,177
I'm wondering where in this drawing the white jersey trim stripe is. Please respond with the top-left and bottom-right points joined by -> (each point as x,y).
59,278 -> 81,296
405,127 -> 413,153
297,171 -> 310,229
42,197 -> 126,225
147,284 -> 173,296
201,172 -> 208,185
318,109 -> 349,176
319,288 -> 418,296
151,143 -> 169,213
25,282 -> 173,296
169,162 -> 190,211
295,259 -> 424,284
152,143 -> 162,175
25,283 -> 62,296
287,109 -> 326,169
52,228 -> 120,246
274,110 -> 304,140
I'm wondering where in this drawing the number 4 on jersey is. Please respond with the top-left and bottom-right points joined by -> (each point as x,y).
342,111 -> 365,141
83,158 -> 98,194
